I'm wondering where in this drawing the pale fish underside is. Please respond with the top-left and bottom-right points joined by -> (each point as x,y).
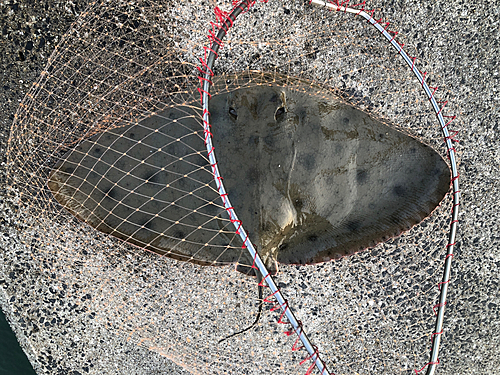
48,72 -> 451,274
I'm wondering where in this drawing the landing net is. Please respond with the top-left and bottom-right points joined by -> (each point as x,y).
6,1 -> 459,374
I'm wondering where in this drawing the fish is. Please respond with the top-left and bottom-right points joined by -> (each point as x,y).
48,71 -> 451,274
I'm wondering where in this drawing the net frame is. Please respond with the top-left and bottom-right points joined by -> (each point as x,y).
198,1 -> 460,374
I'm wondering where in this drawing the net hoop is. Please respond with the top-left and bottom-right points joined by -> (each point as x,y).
200,1 -> 460,375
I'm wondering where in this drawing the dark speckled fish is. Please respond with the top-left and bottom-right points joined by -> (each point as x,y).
48,72 -> 450,274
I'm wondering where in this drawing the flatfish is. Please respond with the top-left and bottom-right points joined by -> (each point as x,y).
48,72 -> 451,274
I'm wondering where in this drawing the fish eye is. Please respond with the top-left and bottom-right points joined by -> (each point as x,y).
275,106 -> 286,121
228,107 -> 237,120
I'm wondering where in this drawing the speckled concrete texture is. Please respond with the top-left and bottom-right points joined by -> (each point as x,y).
0,2 -> 188,373
1,0 -> 499,374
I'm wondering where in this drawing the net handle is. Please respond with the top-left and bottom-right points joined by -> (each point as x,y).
309,2 -> 460,374
199,1 -> 330,374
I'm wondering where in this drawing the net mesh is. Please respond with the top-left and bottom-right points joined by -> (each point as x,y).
6,1 -> 460,374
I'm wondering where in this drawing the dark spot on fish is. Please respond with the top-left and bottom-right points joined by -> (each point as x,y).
63,166 -> 74,174
204,203 -> 218,216
248,134 -> 260,146
144,220 -> 153,229
134,228 -> 151,241
94,147 -> 101,154
246,166 -> 259,182
275,106 -> 286,122
175,176 -> 187,189
174,231 -> 185,239
343,117 -> 349,124
229,107 -> 237,120
346,220 -> 361,232
148,171 -> 162,184
393,185 -> 406,197
101,193 -> 114,207
279,243 -> 288,251
269,93 -> 278,102
308,235 -> 318,242
298,108 -> 307,120
143,170 -> 157,183
134,214 -> 151,228
293,198 -> 303,210
264,134 -> 275,147
356,169 -> 368,184
300,153 -> 315,170
88,171 -> 100,181
432,167 -> 442,176
106,186 -> 118,199
128,133 -> 135,139
103,214 -> 121,229
409,147 -> 416,154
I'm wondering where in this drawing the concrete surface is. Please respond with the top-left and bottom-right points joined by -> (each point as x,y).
1,0 -> 498,374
